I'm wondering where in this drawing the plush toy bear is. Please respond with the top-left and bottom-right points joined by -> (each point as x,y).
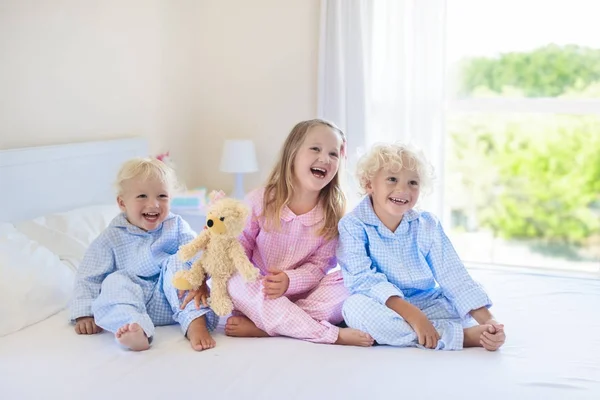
172,191 -> 259,316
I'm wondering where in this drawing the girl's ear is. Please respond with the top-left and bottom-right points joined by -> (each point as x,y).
365,180 -> 373,193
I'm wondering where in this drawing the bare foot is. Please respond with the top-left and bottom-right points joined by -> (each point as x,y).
335,327 -> 374,347
463,324 -> 491,348
186,316 -> 215,351
115,323 -> 150,351
225,316 -> 269,338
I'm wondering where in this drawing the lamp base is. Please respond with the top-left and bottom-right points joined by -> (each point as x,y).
230,173 -> 246,200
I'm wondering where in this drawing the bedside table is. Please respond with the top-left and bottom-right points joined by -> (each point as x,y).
173,208 -> 206,234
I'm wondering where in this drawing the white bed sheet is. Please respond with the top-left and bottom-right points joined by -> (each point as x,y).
1,268 -> 599,400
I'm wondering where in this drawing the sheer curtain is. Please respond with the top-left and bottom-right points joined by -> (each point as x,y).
318,0 -> 448,219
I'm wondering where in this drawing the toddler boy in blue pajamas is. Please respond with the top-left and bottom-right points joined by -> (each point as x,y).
71,157 -> 217,351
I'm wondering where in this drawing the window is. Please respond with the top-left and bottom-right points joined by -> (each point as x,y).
445,0 -> 600,273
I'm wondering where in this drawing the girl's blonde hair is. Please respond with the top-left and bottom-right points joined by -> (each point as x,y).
115,157 -> 182,195
262,119 -> 347,240
356,142 -> 435,195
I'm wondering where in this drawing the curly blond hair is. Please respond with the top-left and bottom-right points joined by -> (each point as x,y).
355,142 -> 435,195
115,157 -> 183,195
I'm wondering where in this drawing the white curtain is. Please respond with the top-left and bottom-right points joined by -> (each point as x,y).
318,0 -> 448,219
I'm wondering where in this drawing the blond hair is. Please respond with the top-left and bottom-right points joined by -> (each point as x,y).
356,142 -> 435,195
263,119 -> 347,241
115,157 -> 182,195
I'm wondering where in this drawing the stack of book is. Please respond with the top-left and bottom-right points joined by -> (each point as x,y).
171,187 -> 208,212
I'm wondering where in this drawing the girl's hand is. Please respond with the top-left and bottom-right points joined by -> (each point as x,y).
262,268 -> 290,299
74,316 -> 102,335
179,282 -> 210,310
481,322 -> 506,351
406,312 -> 440,349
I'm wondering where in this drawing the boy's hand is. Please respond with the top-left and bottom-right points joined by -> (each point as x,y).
74,317 -> 102,335
481,321 -> 506,351
385,296 -> 439,349
262,268 -> 289,299
179,282 -> 210,310
406,312 -> 440,349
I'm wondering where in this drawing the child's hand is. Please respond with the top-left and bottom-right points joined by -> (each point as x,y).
262,268 -> 290,299
406,312 -> 440,349
179,283 -> 210,310
480,321 -> 506,351
74,317 -> 102,335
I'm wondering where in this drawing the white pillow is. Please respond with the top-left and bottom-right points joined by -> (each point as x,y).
0,222 -> 74,337
14,204 -> 120,270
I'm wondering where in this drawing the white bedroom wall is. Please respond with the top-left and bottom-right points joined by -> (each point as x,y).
164,0 -> 320,193
0,0 -> 320,194
0,0 -> 165,150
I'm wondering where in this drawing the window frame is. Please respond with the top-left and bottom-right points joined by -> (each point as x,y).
448,98 -> 600,115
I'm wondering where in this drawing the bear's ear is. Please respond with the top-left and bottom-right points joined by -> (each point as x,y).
236,205 -> 250,221
208,190 -> 226,205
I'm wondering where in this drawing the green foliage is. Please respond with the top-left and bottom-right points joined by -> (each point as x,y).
458,44 -> 600,98
450,44 -> 600,245
448,114 -> 600,244
478,115 -> 600,244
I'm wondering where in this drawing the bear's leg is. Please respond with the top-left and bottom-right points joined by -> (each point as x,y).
209,277 -> 233,316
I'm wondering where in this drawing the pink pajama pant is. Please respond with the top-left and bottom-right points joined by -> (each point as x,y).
227,270 -> 348,344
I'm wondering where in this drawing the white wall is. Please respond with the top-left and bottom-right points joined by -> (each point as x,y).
0,0 -> 320,194
173,0 -> 320,193
0,0 -> 164,148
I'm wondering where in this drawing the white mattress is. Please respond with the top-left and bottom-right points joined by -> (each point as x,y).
1,268 -> 599,400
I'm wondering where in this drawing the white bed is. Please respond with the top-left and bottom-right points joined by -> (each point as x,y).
1,138 -> 599,400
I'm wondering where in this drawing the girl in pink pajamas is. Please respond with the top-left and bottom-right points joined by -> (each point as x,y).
224,119 -> 374,347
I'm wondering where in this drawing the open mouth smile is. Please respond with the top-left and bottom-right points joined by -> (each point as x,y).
310,167 -> 327,179
389,197 -> 409,205
143,212 -> 160,222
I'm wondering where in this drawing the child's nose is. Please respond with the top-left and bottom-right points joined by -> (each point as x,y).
319,154 -> 331,164
396,181 -> 407,191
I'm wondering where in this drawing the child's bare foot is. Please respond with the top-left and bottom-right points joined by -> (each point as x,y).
225,316 -> 269,338
186,316 -> 215,351
463,324 -> 491,348
115,323 -> 150,351
335,327 -> 374,347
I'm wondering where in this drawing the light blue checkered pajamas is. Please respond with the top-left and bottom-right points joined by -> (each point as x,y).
337,196 -> 493,350
70,213 -> 218,339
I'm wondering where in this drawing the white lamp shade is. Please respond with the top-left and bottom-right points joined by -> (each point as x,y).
219,140 -> 259,173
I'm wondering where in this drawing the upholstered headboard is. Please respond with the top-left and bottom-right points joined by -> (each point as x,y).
0,137 -> 148,222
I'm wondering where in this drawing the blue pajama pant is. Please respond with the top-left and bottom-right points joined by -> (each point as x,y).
91,258 -> 218,339
342,292 -> 475,350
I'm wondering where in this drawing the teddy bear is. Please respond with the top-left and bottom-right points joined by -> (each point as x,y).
172,191 -> 259,316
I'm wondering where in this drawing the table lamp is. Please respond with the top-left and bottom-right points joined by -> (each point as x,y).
219,139 -> 259,199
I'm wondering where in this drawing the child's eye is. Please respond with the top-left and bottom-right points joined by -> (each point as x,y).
137,194 -> 147,198
310,147 -> 320,152
387,177 -> 397,183
329,152 -> 339,158
409,180 -> 419,186
159,194 -> 169,198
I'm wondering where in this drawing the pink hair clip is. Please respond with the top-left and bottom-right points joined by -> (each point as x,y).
155,151 -> 170,162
